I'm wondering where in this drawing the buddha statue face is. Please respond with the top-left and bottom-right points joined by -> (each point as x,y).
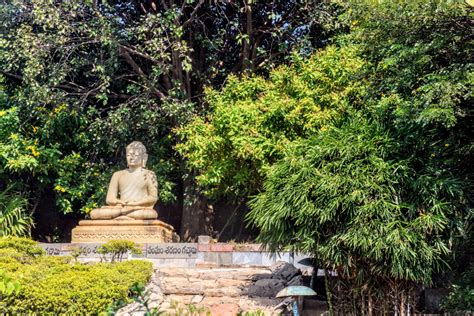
126,141 -> 148,168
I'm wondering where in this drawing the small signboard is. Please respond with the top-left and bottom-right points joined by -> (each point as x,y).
146,243 -> 198,259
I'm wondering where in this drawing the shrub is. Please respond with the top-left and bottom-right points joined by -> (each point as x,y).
97,239 -> 142,262
0,236 -> 45,257
442,266 -> 474,313
0,237 -> 153,314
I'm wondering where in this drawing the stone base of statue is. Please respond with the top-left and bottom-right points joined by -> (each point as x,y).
71,220 -> 180,243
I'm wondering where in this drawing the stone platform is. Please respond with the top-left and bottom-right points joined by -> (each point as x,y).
71,219 -> 179,243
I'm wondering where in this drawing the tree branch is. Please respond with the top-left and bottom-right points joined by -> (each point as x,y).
183,0 -> 205,27
118,45 -> 166,100
1,71 -> 130,100
118,44 -> 160,64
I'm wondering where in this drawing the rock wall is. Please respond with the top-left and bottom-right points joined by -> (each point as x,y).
117,262 -> 303,315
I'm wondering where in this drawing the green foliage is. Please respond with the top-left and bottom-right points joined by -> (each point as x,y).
176,0 -> 473,313
0,237 -> 153,314
0,236 -> 45,258
442,266 -> 474,312
97,240 -> 142,262
0,269 -> 20,297
249,116 -> 460,282
177,46 -> 364,197
0,187 -> 33,237
127,283 -> 165,316
169,300 -> 211,316
0,0 -> 337,224
69,247 -> 85,263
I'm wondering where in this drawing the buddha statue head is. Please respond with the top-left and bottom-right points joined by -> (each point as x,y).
126,141 -> 148,168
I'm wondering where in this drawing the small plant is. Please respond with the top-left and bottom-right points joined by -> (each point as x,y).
129,282 -> 164,316
69,247 -> 85,263
170,300 -> 210,316
0,269 -> 19,296
0,187 -> 33,237
97,240 -> 142,262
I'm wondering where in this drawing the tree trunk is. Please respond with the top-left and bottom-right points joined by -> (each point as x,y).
180,174 -> 213,241
242,0 -> 253,73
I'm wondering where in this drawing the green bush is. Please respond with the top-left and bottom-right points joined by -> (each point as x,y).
0,237 -> 153,314
97,239 -> 142,262
0,236 -> 45,258
442,266 -> 474,313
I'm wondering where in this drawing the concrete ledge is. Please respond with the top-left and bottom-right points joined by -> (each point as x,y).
38,242 -> 310,268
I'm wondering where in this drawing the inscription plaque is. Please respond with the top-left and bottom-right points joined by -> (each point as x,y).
42,244 -> 62,256
146,243 -> 198,259
39,243 -> 198,259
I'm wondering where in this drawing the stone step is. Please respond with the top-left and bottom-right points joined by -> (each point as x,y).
161,295 -> 282,315
156,267 -> 271,280
157,267 -> 271,297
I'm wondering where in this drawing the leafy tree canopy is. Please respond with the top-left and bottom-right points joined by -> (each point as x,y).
177,46 -> 365,198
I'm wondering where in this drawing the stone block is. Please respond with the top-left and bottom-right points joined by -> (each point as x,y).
160,277 -> 203,295
165,294 -> 194,305
216,278 -> 248,287
209,303 -> 240,316
204,286 -> 243,297
233,243 -> 263,252
202,297 -> 240,306
196,261 -> 220,268
197,244 -> 211,252
211,243 -> 234,252
261,253 -> 290,266
197,235 -> 211,244
247,278 -> 286,298
232,252 -> 263,265
424,288 -> 450,313
191,294 -> 204,304
202,252 -> 233,265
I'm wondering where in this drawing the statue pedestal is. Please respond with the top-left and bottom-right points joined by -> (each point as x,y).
71,220 -> 179,243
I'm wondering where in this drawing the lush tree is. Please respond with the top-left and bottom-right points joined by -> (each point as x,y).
248,115 -> 466,313
177,46 -> 364,198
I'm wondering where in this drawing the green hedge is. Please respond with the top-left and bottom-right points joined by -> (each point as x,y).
0,237 -> 153,314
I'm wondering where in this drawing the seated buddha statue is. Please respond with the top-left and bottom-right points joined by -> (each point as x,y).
90,141 -> 158,220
